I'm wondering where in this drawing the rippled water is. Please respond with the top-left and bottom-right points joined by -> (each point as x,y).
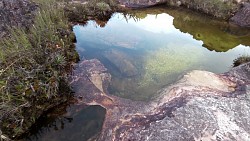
24,6 -> 250,141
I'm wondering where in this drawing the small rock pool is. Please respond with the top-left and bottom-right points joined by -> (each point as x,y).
24,6 -> 250,141
74,7 -> 250,101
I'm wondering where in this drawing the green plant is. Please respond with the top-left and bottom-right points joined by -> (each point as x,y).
233,55 -> 250,67
65,0 -> 118,22
0,0 -> 77,138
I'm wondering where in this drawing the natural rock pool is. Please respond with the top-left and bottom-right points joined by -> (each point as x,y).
24,7 -> 250,141
74,7 -> 250,101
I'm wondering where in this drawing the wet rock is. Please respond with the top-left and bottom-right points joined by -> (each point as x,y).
71,59 -> 250,141
0,0 -> 38,38
230,3 -> 250,27
70,59 -> 111,96
118,0 -> 167,8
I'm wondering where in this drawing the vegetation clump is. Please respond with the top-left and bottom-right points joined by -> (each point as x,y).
65,0 -> 118,23
0,0 -> 119,139
233,55 -> 250,67
0,0 -> 78,139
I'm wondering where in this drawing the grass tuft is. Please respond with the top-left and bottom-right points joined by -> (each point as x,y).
0,0 -> 118,138
0,0 -> 78,138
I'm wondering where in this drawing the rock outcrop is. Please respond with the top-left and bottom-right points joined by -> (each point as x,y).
230,2 -> 250,27
0,0 -> 37,38
71,59 -> 250,141
118,0 -> 167,8
119,0 -> 250,26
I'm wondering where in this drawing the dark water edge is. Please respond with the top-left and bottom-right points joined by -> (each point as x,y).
21,6 -> 250,141
22,103 -> 106,141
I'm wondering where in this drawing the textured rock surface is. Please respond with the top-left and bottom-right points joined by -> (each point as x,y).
118,0 -> 248,7
0,0 -> 37,38
118,0 -> 167,8
71,59 -> 250,141
231,3 -> 250,27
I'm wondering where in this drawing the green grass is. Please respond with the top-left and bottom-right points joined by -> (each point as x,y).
0,0 -> 118,139
0,0 -> 78,138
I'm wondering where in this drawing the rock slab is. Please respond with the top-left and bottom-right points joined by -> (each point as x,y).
71,58 -> 250,141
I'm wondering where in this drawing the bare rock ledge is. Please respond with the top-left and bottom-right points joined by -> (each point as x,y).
70,59 -> 250,141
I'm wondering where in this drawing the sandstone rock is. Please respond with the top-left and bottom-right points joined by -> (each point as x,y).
230,3 -> 250,27
71,59 -> 250,141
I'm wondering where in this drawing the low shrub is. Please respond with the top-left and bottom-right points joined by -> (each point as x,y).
65,0 -> 118,22
233,55 -> 250,67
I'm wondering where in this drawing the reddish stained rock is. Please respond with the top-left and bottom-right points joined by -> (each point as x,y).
230,3 -> 250,27
70,59 -> 250,141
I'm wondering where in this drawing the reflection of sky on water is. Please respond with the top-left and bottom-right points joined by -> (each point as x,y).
74,12 -> 250,101
74,12 -> 250,73
122,13 -> 176,34
74,13 -> 203,51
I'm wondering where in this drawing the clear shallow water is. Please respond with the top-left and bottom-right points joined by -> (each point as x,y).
74,7 -> 250,101
24,7 -> 250,141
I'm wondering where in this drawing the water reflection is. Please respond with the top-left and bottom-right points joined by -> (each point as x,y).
24,104 -> 106,141
74,7 -> 250,101
129,7 -> 250,52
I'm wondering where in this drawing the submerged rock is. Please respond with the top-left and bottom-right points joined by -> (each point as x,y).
71,59 -> 250,141
104,49 -> 139,77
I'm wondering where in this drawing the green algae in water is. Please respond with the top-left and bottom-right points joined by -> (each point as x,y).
74,7 -> 250,101
140,43 -> 204,88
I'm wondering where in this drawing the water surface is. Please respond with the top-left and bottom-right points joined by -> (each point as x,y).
74,7 -> 250,101
24,104 -> 105,141
24,6 -> 250,141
